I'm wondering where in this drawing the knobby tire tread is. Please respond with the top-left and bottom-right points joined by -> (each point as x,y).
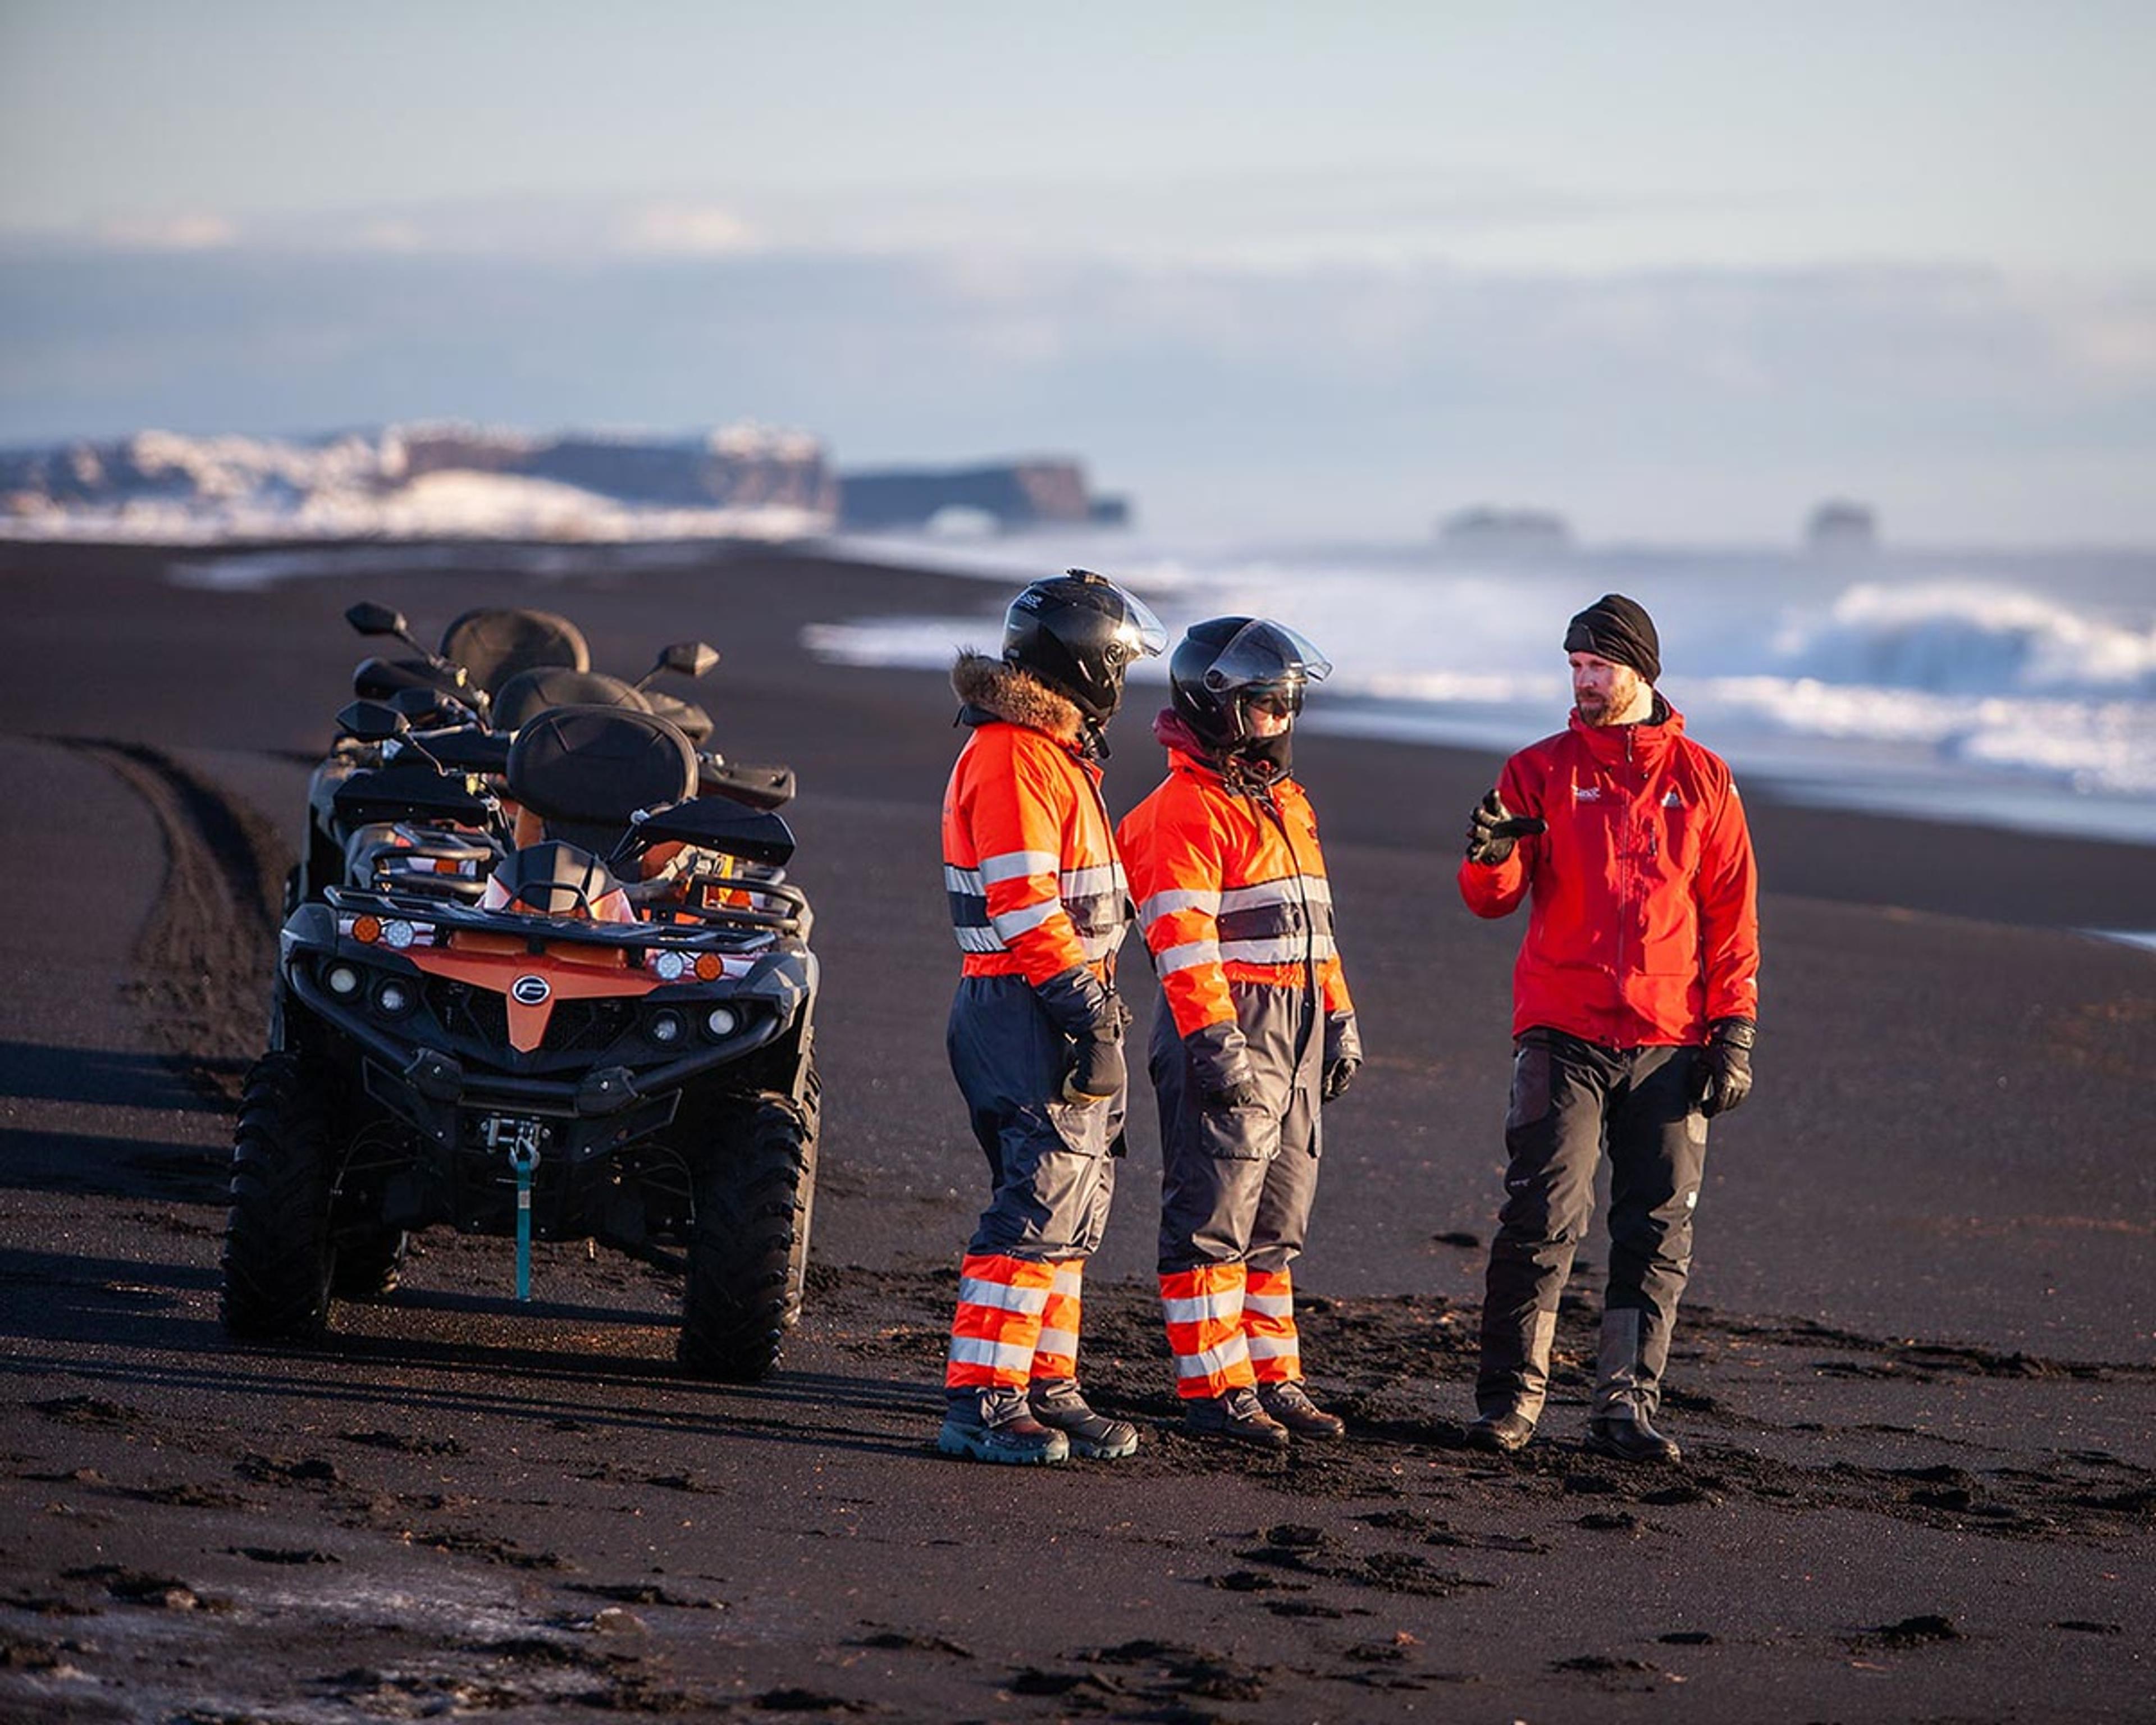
221,1050 -> 337,1340
678,1084 -> 818,1383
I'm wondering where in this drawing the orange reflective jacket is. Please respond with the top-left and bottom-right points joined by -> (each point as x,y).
1118,746 -> 1353,1039
943,714 -> 1127,986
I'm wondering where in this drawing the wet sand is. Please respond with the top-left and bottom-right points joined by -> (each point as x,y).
0,537 -> 2150,1722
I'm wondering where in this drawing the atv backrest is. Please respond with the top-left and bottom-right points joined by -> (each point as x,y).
506,705 -> 698,828
439,608 -> 591,697
492,667 -> 652,736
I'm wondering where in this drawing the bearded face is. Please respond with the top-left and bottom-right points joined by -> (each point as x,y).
1570,651 -> 1646,727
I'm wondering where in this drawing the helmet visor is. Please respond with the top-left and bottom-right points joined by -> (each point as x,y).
1199,619 -> 1332,696
1106,587 -> 1168,663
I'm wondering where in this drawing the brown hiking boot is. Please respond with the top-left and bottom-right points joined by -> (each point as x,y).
1184,1386 -> 1290,1449
1257,1381 -> 1346,1440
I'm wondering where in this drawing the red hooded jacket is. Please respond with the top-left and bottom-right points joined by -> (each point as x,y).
1458,701 -> 1759,1046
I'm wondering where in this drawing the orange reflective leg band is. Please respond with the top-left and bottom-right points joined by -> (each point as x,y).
945,1253 -> 1056,1392
1031,1259 -> 1084,1383
1243,1266 -> 1301,1384
1160,1262 -> 1255,1400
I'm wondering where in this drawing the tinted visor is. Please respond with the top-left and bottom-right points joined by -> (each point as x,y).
1199,619 -> 1332,697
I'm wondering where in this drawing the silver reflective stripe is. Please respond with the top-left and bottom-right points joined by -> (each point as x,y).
1246,1335 -> 1299,1360
1242,1290 -> 1294,1319
1218,874 -> 1330,914
957,1276 -> 1050,1316
947,1334 -> 1034,1373
1174,1338 -> 1253,1378
1139,886 -> 1222,927
1035,1326 -> 1078,1358
1162,1289 -> 1243,1325
1219,934 -> 1336,965
954,926 -> 1007,953
989,899 -> 1061,940
1050,1265 -> 1083,1296
980,848 -> 1058,885
944,864 -> 985,895
1157,938 -> 1223,975
1060,863 -> 1122,899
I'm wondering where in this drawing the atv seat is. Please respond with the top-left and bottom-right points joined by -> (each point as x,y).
492,667 -> 651,736
481,839 -> 635,921
440,608 -> 591,699
505,705 -> 698,862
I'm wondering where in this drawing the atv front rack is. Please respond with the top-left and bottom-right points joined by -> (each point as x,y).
323,876 -> 811,948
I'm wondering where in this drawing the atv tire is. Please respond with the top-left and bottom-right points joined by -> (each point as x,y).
678,1086 -> 817,1382
222,1050 -> 338,1340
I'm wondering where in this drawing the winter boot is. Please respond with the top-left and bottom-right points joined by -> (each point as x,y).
1183,1385 -> 1290,1449
1257,1380 -> 1346,1440
938,1386 -> 1069,1465
1584,1411 -> 1681,1463
1465,1409 -> 1537,1454
1029,1379 -> 1140,1460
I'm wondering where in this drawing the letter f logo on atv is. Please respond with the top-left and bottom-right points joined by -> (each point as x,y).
511,975 -> 551,1005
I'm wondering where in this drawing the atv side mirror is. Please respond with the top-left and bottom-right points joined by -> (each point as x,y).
639,641 -> 720,688
347,601 -> 411,640
632,795 -> 795,868
337,699 -> 412,743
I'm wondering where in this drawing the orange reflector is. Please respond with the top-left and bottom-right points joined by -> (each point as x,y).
695,953 -> 724,982
353,914 -> 382,944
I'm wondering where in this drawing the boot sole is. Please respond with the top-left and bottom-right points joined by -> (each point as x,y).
1064,1429 -> 1140,1461
1583,1431 -> 1680,1464
936,1423 -> 1069,1464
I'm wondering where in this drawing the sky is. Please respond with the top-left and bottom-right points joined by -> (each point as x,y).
3,1 -> 2153,543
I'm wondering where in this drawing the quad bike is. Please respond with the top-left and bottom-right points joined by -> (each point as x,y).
225,699 -> 820,1381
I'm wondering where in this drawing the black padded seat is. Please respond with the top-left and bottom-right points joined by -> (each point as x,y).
439,608 -> 591,697
643,688 -> 714,745
507,706 -> 697,832
492,667 -> 650,736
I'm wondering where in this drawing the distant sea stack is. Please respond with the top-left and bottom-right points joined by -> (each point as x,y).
837,460 -> 1130,533
1806,499 -> 1879,554
1435,506 -> 1573,557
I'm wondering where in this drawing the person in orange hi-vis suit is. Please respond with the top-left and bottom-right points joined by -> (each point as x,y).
1118,618 -> 1362,1449
937,571 -> 1166,1466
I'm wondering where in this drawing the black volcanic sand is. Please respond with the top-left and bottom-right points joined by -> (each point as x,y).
1,537 -> 2151,1723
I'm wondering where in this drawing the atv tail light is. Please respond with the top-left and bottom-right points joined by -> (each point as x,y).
373,978 -> 415,1017
326,962 -> 363,997
647,1009 -> 686,1047
703,1005 -> 739,1040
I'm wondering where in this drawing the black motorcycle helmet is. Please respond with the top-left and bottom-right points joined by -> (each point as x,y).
1169,615 -> 1333,751
1003,569 -> 1167,726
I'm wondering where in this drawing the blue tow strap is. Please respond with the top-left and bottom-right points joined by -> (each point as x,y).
508,1141 -> 541,1301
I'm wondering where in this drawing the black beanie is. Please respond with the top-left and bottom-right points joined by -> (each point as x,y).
1564,594 -> 1660,684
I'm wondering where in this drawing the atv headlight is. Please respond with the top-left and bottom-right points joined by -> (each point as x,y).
373,978 -> 415,1017
702,1005 -> 739,1040
326,962 -> 363,998
651,950 -> 689,982
646,1008 -> 686,1048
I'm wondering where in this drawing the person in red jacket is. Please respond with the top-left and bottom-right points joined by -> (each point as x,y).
938,570 -> 1166,1465
1120,617 -> 1362,1449
1457,594 -> 1759,1464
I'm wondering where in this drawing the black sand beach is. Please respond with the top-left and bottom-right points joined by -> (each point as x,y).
0,538 -> 2150,1722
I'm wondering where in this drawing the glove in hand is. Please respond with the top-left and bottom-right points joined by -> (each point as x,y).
1321,1057 -> 1360,1102
1062,1025 -> 1125,1106
1465,790 -> 1546,864
1321,1008 -> 1363,1102
1694,1017 -> 1756,1118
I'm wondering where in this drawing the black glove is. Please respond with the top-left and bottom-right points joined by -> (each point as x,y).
1322,1009 -> 1362,1102
1694,1017 -> 1756,1118
1185,1020 -> 1261,1110
1062,1024 -> 1126,1106
1465,790 -> 1546,865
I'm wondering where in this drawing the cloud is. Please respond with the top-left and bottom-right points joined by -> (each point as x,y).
614,203 -> 760,257
93,212 -> 237,252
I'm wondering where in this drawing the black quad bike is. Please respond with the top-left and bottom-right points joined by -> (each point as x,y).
224,699 -> 820,1380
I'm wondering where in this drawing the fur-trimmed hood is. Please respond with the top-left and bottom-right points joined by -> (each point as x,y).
952,651 -> 1088,747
